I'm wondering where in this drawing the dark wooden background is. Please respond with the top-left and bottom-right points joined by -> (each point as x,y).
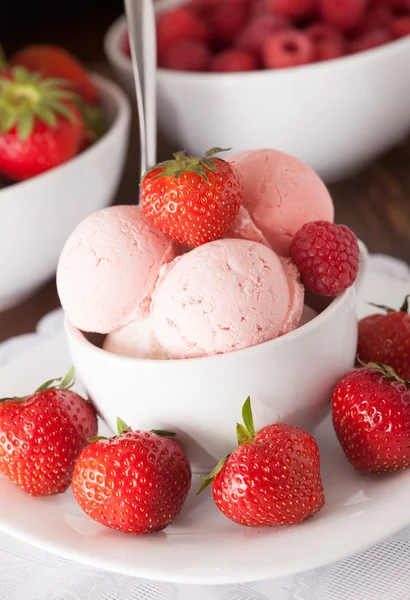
1,7 -> 409,343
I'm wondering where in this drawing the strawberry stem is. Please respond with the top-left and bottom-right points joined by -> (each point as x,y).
400,295 -> 410,313
142,147 -> 232,183
197,454 -> 230,495
197,396 -> 256,495
368,295 -> 410,314
35,367 -> 75,392
0,67 -> 77,141
367,302 -> 395,314
88,435 -> 108,443
151,430 -> 176,437
358,358 -> 410,385
117,417 -> 130,435
0,367 -> 75,404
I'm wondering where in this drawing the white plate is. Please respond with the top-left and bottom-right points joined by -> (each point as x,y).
0,264 -> 410,586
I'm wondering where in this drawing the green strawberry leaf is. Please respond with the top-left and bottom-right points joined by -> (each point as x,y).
143,146 -> 232,184
88,435 -> 108,443
204,147 -> 231,157
197,454 -> 230,495
367,295 -> 410,314
400,295 -> 410,313
35,105 -> 57,128
60,367 -> 75,389
17,111 -> 34,142
35,368 -> 75,393
241,396 -> 255,437
151,430 -> 176,437
236,423 -> 250,445
117,417 -> 129,435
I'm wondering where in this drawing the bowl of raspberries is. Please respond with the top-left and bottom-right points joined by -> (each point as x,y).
105,0 -> 410,182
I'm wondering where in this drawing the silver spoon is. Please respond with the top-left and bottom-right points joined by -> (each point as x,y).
124,0 -> 157,179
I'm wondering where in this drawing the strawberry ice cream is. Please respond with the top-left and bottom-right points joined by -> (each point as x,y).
228,205 -> 270,247
57,205 -> 176,334
227,149 -> 334,256
151,238 -> 304,359
103,316 -> 170,359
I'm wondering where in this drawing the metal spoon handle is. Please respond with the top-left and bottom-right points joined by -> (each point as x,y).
124,0 -> 157,179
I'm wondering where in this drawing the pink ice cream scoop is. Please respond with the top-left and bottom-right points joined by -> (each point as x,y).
57,205 -> 176,334
227,205 -> 271,248
151,238 -> 304,359
227,149 -> 334,257
103,316 -> 170,360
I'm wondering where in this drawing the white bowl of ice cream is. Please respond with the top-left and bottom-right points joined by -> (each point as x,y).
0,74 -> 131,312
59,148 -> 366,473
104,5 -> 410,182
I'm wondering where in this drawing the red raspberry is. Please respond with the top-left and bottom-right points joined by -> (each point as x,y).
306,23 -> 345,61
390,16 -> 410,38
360,5 -> 393,33
263,30 -> 314,69
191,0 -> 250,17
374,0 -> 404,8
156,7 -> 208,61
250,0 -> 272,16
208,4 -> 248,47
349,28 -> 391,53
263,0 -> 317,18
290,221 -> 360,297
211,49 -> 259,72
160,40 -> 211,71
236,14 -> 289,56
235,14 -> 289,56
320,0 -> 369,31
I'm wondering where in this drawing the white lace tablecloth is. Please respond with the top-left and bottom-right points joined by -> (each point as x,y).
1,254 -> 410,600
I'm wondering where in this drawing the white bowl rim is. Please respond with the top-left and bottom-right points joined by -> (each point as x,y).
0,72 -> 131,201
65,279 -> 355,367
105,11 -> 410,82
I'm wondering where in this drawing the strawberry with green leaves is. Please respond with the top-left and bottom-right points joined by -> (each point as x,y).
332,362 -> 410,473
141,147 -> 243,247
72,418 -> 191,534
357,295 -> 410,382
0,66 -> 83,180
0,368 -> 97,496
199,398 -> 325,527
11,44 -> 100,105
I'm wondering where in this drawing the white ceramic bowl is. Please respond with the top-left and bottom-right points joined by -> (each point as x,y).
66,243 -> 367,473
105,6 -> 410,182
0,74 -> 131,312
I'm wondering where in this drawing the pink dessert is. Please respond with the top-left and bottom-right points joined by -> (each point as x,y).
151,238 -> 304,359
57,205 -> 176,334
228,205 -> 271,247
103,317 -> 169,360
227,149 -> 334,256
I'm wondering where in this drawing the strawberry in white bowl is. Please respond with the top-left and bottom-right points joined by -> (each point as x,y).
0,45 -> 131,311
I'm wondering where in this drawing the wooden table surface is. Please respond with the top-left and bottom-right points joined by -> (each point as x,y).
1,10 -> 410,343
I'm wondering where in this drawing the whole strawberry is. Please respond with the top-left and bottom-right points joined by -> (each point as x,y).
141,147 -> 243,247
290,220 -> 360,296
0,66 -> 83,181
0,369 -> 97,496
358,296 -> 410,382
332,363 -> 410,473
199,398 -> 325,527
72,418 -> 191,534
11,44 -> 100,105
